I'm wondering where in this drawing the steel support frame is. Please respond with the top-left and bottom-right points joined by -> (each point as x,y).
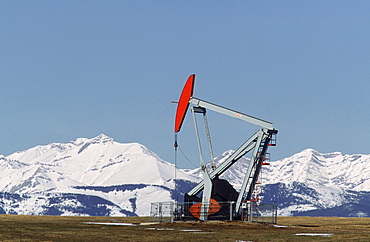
186,97 -> 277,218
190,106 -> 213,221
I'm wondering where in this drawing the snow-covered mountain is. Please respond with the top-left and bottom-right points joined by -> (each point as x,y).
1,135 -> 370,217
3,134 -> 195,190
0,134 -> 199,216
261,148 -> 370,216
188,148 -> 370,217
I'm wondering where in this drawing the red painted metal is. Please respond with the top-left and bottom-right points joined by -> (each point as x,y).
189,198 -> 221,219
174,74 -> 195,132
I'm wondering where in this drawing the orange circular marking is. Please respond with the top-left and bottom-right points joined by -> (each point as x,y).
189,198 -> 221,219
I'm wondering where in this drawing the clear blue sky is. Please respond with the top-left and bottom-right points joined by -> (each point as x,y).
1,1 -> 369,168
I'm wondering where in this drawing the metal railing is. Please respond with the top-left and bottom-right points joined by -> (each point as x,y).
241,202 -> 278,224
150,202 -> 176,223
150,201 -> 277,224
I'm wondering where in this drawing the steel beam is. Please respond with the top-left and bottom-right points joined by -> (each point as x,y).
190,97 -> 274,130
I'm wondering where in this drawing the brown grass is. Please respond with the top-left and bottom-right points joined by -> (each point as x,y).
0,215 -> 369,241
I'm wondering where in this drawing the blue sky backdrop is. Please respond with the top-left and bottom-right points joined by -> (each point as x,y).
1,1 -> 369,168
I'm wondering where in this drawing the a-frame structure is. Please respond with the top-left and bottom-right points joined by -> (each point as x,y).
174,74 -> 277,221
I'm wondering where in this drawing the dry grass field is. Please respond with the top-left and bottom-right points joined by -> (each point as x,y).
0,215 -> 369,241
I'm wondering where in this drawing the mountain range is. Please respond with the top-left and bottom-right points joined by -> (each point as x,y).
1,134 -> 369,217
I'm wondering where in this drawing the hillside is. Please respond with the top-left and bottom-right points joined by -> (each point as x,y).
0,134 -> 198,216
1,135 -> 370,217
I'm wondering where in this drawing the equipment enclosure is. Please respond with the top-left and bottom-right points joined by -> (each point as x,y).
150,201 -> 277,224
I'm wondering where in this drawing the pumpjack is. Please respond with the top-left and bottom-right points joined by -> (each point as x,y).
174,74 -> 277,221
